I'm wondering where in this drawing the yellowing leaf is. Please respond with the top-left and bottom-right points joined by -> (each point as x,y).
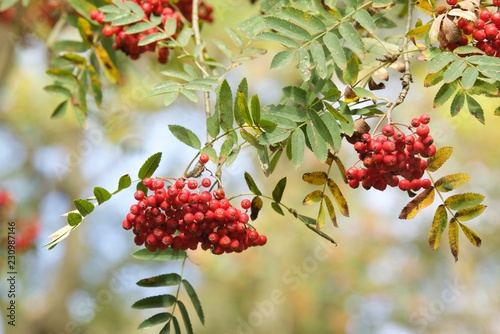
303,190 -> 324,205
77,17 -> 93,45
424,71 -> 444,87
444,192 -> 485,211
332,154 -> 348,183
406,23 -> 432,40
434,173 -> 471,192
327,178 -> 349,217
428,205 -> 447,250
454,204 -> 487,221
448,219 -> 459,262
427,146 -> 453,172
323,195 -> 338,228
399,187 -> 435,220
414,0 -> 435,16
95,44 -> 120,84
302,172 -> 328,185
458,222 -> 482,247
317,203 -> 326,229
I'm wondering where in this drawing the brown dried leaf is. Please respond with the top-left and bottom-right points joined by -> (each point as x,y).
399,187 -> 436,220
441,16 -> 462,43
368,77 -> 386,90
429,14 -> 444,44
344,85 -> 359,103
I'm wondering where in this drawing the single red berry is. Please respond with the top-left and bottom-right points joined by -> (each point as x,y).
416,124 -> 430,137
382,140 -> 396,153
383,154 -> 397,167
480,10 -> 491,22
348,179 -> 360,189
492,12 -> 500,26
398,179 -> 411,191
419,114 -> 431,125
143,177 -> 153,189
122,219 -> 133,230
102,26 -> 115,37
241,199 -> 251,210
134,190 -> 145,201
457,18 -> 469,30
187,179 -> 198,190
219,235 -> 231,248
90,10 -> 100,20
446,0 -> 457,5
475,19 -> 486,30
494,0 -> 500,7
473,29 -> 486,41
213,188 -> 225,200
485,24 -> 499,40
363,156 -> 374,168
393,131 -> 405,142
422,179 -> 432,189
175,178 -> 185,189
354,142 -> 367,153
411,118 -> 420,127
230,239 -> 240,251
201,178 -> 211,188
410,179 -> 422,191
153,179 -> 164,190
382,124 -> 395,137
199,153 -> 209,164
258,235 -> 267,246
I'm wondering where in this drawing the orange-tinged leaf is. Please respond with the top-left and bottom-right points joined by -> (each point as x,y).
323,195 -> 338,228
458,222 -> 482,247
95,44 -> 120,84
434,173 -> 470,192
327,178 -> 349,217
444,192 -> 485,211
454,204 -> 487,221
399,187 -> 435,219
427,146 -> 453,172
428,204 -> 447,250
302,172 -> 328,185
317,203 -> 326,229
448,218 -> 459,262
303,190 -> 324,205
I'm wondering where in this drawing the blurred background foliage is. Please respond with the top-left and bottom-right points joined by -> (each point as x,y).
1,0 -> 500,334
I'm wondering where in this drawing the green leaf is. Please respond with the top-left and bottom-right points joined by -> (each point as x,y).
339,22 -> 365,57
218,80 -> 233,132
428,204 -> 448,250
149,82 -> 183,96
454,204 -> 487,221
443,59 -> 467,83
250,196 -> 264,221
94,187 -> 112,205
466,94 -> 485,124
182,280 -> 205,325
234,91 -> 251,126
0,0 -> 18,11
124,21 -> 157,34
176,26 -> 193,47
163,91 -> 180,107
427,146 -> 453,172
138,312 -> 172,329
310,41 -> 327,79
256,32 -> 300,48
290,129 -> 305,168
297,48 -> 312,81
302,172 -> 328,185
136,273 -> 182,287
51,100 -> 69,119
160,322 -> 171,334
138,152 -> 162,179
399,187 -> 436,220
433,82 -> 457,108
323,32 -> 346,71
263,16 -> 312,41
87,65 -> 102,106
207,112 -> 220,138
450,89 -> 465,116
95,44 -> 120,84
117,174 -> 132,191
461,67 -> 478,90
68,0 -> 97,22
132,295 -> 176,309
303,190 -> 324,205
164,17 -> 178,37
271,202 -> 285,215
280,6 -> 326,32
270,50 -> 296,70
339,49 -> 359,85
428,52 -> 455,73
172,317 -> 181,334
307,109 -> 333,146
225,27 -> 243,48
132,248 -> 187,261
448,219 -> 459,262
327,178 -> 349,217
67,212 -> 83,227
177,301 -> 193,334
353,9 -> 376,33
445,193 -> 485,211
73,199 -> 95,217
168,125 -> 201,149
244,172 -> 262,196
320,112 -> 342,152
306,123 -> 328,162
251,95 -> 261,126
424,71 -> 444,87
272,177 -> 287,203
297,213 -> 337,244
434,173 -> 470,192
459,222 -> 482,247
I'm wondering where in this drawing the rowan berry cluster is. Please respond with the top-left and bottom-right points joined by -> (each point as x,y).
90,0 -> 213,63
122,176 -> 267,255
346,114 -> 436,192
445,2 -> 500,56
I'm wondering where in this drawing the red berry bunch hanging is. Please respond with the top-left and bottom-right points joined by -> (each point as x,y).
90,0 -> 213,64
444,5 -> 500,56
346,114 -> 436,192
122,177 -> 267,254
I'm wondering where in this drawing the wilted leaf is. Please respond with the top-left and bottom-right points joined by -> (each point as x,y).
303,190 -> 324,205
427,146 -> 453,172
454,204 -> 487,221
250,196 -> 263,221
302,172 -> 328,185
95,44 -> 120,84
444,193 -> 485,211
327,179 -> 349,217
428,204 -> 448,250
458,222 -> 482,247
399,187 -> 435,219
448,219 -> 459,262
434,173 -> 471,192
